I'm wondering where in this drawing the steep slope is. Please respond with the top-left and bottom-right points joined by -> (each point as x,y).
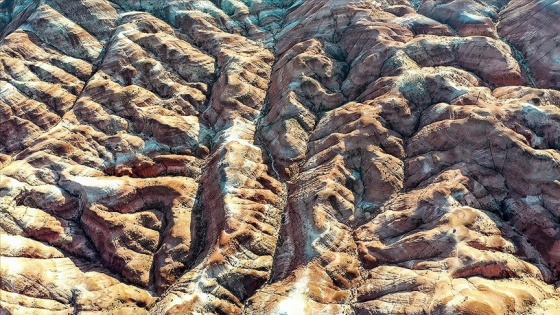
0,0 -> 559,314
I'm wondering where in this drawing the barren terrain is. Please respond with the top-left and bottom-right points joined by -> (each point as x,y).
1,0 -> 560,314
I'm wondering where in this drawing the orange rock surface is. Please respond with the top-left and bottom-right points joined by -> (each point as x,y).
1,0 -> 559,314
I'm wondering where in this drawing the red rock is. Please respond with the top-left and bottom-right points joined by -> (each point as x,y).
1,0 -> 560,314
499,0 -> 560,89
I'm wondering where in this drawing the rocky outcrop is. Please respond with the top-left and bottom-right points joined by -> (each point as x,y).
1,0 -> 560,314
499,0 -> 560,89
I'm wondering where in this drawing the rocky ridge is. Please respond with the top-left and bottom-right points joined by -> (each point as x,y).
0,0 -> 560,314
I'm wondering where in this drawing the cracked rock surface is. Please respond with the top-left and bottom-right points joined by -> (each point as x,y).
1,0 -> 560,314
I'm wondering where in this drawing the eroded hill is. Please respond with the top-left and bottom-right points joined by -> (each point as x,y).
1,0 -> 560,314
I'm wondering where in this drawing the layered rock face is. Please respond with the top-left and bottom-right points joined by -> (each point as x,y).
1,0 -> 560,314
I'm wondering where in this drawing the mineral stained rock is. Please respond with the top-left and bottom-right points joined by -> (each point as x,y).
1,0 -> 560,314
